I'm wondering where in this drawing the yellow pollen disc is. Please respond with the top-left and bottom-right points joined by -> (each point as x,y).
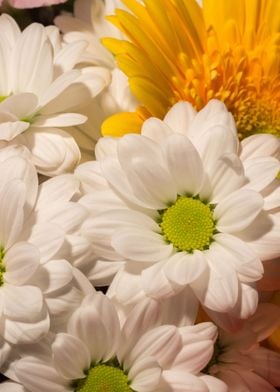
160,197 -> 215,252
102,0 -> 280,138
74,364 -> 133,392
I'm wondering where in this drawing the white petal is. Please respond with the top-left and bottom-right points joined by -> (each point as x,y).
4,306 -> 50,344
0,119 -> 29,141
159,286 -> 199,327
39,69 -> 80,108
14,24 -> 53,96
36,201 -> 87,233
164,134 -> 204,195
3,284 -> 43,319
142,117 -> 173,142
199,375 -> 228,392
117,134 -> 177,208
0,382 -> 25,392
4,242 -> 40,285
67,294 -> 118,363
95,137 -> 118,160
141,261 -> 177,299
37,174 -> 80,206
38,260 -> 73,294
81,292 -> 121,361
25,222 -> 64,263
16,357 -> 69,392
162,370 -> 208,392
0,180 -> 25,248
236,212 -> 280,261
0,93 -> 38,119
235,282 -> 259,319
0,155 -> 38,215
164,251 -> 206,286
129,356 -> 161,392
164,101 -> 197,135
243,157 -> 280,192
22,127 -> 81,176
100,157 -> 152,208
204,153 -> 245,202
119,299 -> 161,362
240,134 -> 280,160
189,99 -> 236,142
173,334 -> 214,373
53,333 -> 90,379
112,228 -> 173,262
126,325 -> 181,369
215,189 -> 263,233
197,125 -> 238,169
213,234 -> 263,282
191,251 -> 239,312
33,113 -> 87,128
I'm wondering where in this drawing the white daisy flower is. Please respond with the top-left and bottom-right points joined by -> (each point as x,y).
55,0 -> 138,161
0,155 -> 93,362
205,303 -> 280,391
14,292 -> 227,392
83,100 -> 280,321
0,14 -> 110,175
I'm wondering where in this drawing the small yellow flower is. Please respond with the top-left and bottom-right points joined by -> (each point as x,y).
102,0 -> 280,139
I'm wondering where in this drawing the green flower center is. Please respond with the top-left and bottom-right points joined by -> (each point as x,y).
74,364 -> 133,392
159,196 -> 216,252
0,246 -> 5,286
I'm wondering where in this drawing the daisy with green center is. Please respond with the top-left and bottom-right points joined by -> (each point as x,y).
14,292 -> 228,392
81,100 -> 280,322
0,14 -> 110,176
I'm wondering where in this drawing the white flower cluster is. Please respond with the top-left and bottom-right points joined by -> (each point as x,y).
0,1 -> 279,392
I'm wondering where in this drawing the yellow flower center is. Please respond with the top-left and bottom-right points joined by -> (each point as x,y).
74,364 -> 133,392
159,196 -> 215,252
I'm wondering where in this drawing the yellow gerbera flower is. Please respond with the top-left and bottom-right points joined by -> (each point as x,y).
101,0 -> 280,138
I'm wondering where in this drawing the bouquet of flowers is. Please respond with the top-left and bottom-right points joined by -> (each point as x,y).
0,0 -> 279,391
